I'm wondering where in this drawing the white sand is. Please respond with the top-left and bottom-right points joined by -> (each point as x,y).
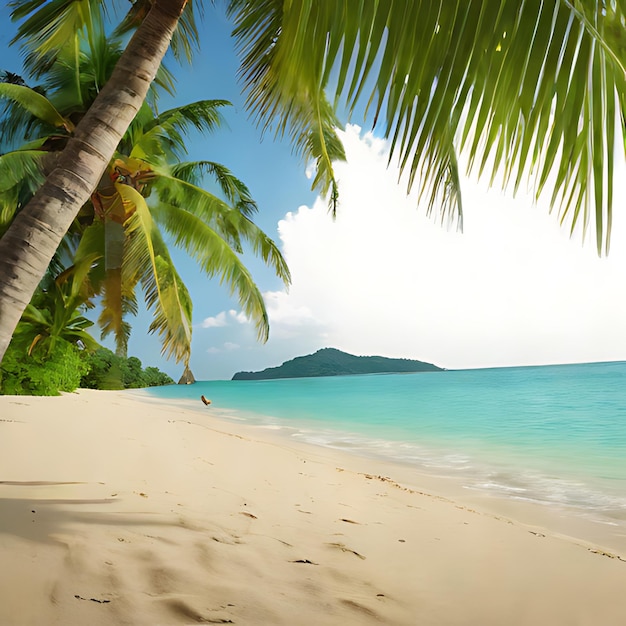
1,389 -> 626,625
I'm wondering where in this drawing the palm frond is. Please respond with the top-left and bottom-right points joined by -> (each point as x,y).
152,201 -> 271,342
146,250 -> 194,365
0,149 -> 46,195
119,102 -> 159,156
0,149 -> 46,236
133,100 -> 231,163
150,166 -> 246,247
97,266 -> 135,357
20,303 -> 49,327
171,160 -> 258,216
56,251 -> 100,311
170,0 -> 203,63
44,24 -> 120,115
9,0 -> 106,77
119,183 -> 193,364
0,70 -> 28,86
71,220 -> 105,293
213,207 -> 292,288
150,169 -> 291,288
110,0 -> 151,36
16,254 -> 100,356
152,99 -> 230,135
152,62 -> 177,102
229,0 -> 626,253
229,0 -> 345,212
298,97 -> 346,215
0,82 -> 72,131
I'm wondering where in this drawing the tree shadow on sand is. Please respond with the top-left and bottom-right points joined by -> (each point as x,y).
0,482 -> 181,546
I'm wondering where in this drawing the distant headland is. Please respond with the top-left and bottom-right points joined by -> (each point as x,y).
231,348 -> 443,380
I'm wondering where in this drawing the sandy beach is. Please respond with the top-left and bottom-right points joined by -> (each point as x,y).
1,389 -> 626,625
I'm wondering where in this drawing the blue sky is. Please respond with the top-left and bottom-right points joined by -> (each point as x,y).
2,3 -> 626,381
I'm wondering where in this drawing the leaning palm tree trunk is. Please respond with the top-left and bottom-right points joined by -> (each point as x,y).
0,0 -> 187,363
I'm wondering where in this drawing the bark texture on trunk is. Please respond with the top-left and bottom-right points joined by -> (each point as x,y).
0,0 -> 187,363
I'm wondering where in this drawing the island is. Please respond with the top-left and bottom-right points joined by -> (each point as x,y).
232,347 -> 443,380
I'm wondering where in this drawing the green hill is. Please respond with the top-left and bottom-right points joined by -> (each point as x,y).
231,348 -> 443,380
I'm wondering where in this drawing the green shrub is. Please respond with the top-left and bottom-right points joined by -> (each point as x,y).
0,340 -> 89,395
79,347 -> 122,389
0,343 -> 174,395
80,348 -> 174,390
143,366 -> 175,387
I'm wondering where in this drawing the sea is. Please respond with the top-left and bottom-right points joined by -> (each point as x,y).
138,361 -> 626,531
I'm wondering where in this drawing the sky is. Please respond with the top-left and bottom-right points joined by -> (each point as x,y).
2,3 -> 626,381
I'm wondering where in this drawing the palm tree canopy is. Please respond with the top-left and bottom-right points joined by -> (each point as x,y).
0,76 -> 290,363
7,0 -> 625,252
1,9 -> 291,365
227,0 -> 626,254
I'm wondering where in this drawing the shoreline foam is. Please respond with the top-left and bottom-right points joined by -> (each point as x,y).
136,364 -> 626,531
136,387 -> 626,541
1,389 -> 626,625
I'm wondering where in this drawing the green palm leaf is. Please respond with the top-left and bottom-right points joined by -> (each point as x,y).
71,220 -> 105,292
171,160 -> 258,216
55,251 -> 99,311
151,168 -> 291,286
9,0 -> 104,77
229,0 -> 626,254
0,149 -> 46,236
0,149 -> 46,194
17,254 -> 100,357
119,183 -> 193,364
229,0 -> 346,213
152,200 -> 272,343
0,82 -> 72,130
132,100 -> 231,163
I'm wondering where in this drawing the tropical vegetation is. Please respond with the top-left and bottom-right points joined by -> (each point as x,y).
0,260 -> 173,394
0,0 -> 624,367
0,339 -> 89,395
79,348 -> 174,390
0,343 -> 174,395
0,259 -> 94,394
0,5 -> 290,379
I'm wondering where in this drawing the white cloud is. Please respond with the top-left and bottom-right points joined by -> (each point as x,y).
264,290 -> 317,325
264,124 -> 626,369
201,309 -> 248,329
228,309 -> 248,324
207,341 -> 240,354
262,290 -> 325,339
201,311 -> 228,328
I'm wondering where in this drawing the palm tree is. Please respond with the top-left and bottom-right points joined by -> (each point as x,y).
0,29 -> 290,368
80,96 -> 290,364
0,0 -> 187,361
0,0 -> 624,363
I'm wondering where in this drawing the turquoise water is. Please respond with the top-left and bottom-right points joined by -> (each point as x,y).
139,361 -> 626,522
